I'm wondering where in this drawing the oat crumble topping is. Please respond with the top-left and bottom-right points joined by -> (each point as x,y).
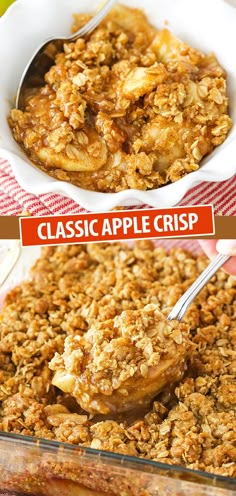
8,5 -> 232,192
0,241 -> 236,478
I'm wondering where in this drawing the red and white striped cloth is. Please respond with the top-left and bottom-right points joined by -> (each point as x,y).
0,158 -> 235,216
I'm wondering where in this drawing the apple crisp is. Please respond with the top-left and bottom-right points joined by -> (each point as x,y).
8,5 -> 232,192
50,306 -> 191,414
0,241 -> 236,479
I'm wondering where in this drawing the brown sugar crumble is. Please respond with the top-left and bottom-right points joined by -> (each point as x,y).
0,242 -> 236,478
8,5 -> 232,192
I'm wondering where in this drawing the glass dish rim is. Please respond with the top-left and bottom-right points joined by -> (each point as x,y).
0,430 -> 235,490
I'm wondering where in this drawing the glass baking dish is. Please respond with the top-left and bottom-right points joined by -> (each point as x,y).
1,0 -> 236,212
0,241 -> 235,496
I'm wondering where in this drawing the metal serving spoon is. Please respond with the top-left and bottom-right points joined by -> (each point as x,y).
168,252 -> 231,321
0,243 -> 231,414
15,0 -> 116,110
51,251 -> 231,415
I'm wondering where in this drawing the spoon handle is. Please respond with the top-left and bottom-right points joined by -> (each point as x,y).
167,253 -> 231,322
69,0 -> 116,41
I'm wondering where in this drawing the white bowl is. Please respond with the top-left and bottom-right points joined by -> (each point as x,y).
0,0 -> 235,212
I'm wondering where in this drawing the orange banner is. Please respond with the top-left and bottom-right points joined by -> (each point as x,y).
20,205 -> 214,246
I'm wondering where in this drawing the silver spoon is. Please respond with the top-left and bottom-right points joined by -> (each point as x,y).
16,0 -> 116,110
168,252 -> 231,321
